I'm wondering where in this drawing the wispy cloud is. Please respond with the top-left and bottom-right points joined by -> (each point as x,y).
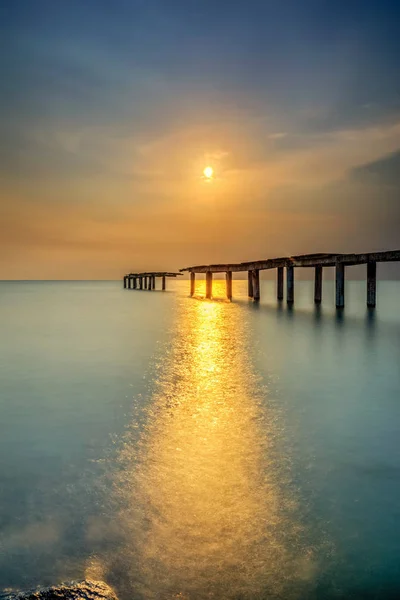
350,148 -> 400,186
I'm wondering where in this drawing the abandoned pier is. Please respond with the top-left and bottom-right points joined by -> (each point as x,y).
123,272 -> 182,291
123,250 -> 400,307
180,250 -> 400,308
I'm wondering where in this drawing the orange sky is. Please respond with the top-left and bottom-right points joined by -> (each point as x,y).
2,2 -> 400,279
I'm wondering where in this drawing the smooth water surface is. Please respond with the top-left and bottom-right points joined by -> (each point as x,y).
1,279 -> 400,599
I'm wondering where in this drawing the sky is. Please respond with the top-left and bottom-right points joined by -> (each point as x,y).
1,0 -> 400,279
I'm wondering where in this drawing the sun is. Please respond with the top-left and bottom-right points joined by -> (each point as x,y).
203,166 -> 213,179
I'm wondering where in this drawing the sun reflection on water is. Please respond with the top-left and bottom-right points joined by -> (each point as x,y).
109,299 -> 313,599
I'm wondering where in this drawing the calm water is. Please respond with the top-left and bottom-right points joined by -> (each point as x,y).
1,279 -> 400,599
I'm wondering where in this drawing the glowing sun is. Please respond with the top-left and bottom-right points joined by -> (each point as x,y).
203,166 -> 214,179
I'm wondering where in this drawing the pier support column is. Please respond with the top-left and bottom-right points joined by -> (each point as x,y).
287,265 -> 294,304
367,261 -> 376,307
123,276 -> 127,289
139,277 -> 143,290
335,263 -> 345,308
248,270 -> 254,298
151,276 -> 155,290
277,267 -> 284,301
252,270 -> 260,301
226,271 -> 233,301
190,272 -> 195,296
206,271 -> 213,299
162,275 -> 166,291
133,277 -> 136,290
314,265 -> 323,304
129,277 -> 133,289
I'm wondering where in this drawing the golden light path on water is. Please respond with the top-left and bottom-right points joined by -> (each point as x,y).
101,286 -> 316,599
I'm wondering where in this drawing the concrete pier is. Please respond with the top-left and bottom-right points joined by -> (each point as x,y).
314,265 -> 323,304
206,271 -> 213,299
367,261 -> 377,307
179,248 -> 399,306
248,270 -> 254,298
226,271 -> 233,300
335,262 -> 345,308
123,272 -> 182,292
277,266 -> 284,300
190,272 -> 195,296
252,270 -> 260,301
287,265 -> 294,304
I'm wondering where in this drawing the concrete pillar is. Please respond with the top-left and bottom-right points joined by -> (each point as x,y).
248,270 -> 254,298
190,272 -> 195,296
367,261 -> 376,307
287,265 -> 294,304
129,277 -> 133,290
123,276 -> 127,289
162,275 -> 166,291
277,266 -> 284,300
144,277 -> 148,290
139,277 -> 143,290
132,277 -> 136,290
206,271 -> 213,299
151,276 -> 155,290
226,271 -> 232,300
314,265 -> 323,304
335,262 -> 345,308
252,270 -> 260,301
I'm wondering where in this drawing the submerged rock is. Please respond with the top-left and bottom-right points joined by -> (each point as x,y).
1,581 -> 118,600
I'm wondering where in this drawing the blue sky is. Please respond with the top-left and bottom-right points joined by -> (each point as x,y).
1,0 -> 400,278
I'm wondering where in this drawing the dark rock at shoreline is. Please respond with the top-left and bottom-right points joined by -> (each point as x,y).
1,581 -> 118,600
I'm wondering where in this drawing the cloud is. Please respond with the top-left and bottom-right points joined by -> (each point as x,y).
268,132 -> 287,140
350,148 -> 400,186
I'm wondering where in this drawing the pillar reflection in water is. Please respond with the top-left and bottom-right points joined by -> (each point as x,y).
113,298 -> 312,599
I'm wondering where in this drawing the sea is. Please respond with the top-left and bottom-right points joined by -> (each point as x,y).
1,279 -> 400,600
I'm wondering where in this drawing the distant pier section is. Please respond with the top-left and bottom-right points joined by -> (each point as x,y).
123,271 -> 182,291
180,250 -> 400,308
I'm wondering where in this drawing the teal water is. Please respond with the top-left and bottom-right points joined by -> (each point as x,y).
0,280 -> 400,599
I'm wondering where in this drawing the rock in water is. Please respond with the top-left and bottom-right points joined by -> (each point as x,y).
1,581 -> 118,600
